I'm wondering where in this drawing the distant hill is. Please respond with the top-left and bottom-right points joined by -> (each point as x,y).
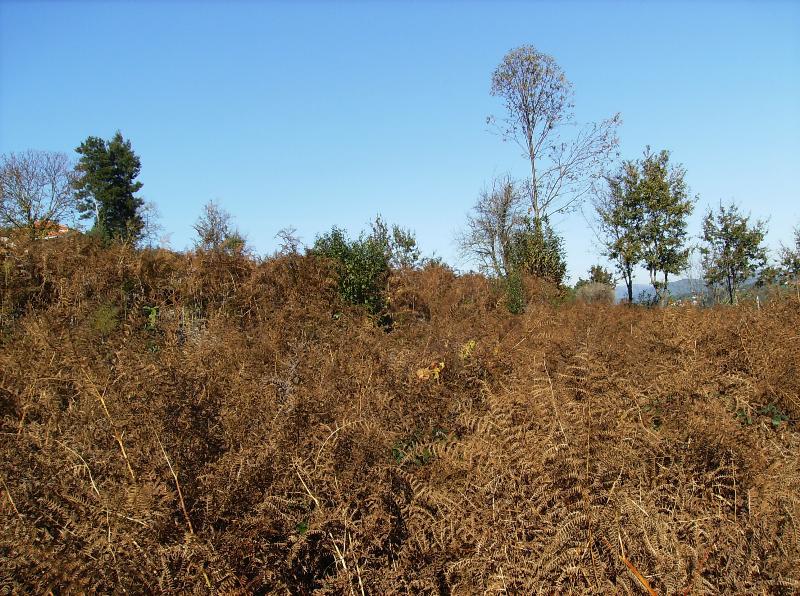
615,278 -> 705,302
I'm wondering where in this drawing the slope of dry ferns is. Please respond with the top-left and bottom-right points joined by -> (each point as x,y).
1,236 -> 798,593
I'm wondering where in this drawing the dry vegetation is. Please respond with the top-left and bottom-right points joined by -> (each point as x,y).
1,236 -> 798,594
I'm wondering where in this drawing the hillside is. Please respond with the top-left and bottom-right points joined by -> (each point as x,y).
1,236 -> 798,593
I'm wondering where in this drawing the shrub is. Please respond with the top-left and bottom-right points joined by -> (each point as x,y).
575,281 -> 615,304
509,216 -> 567,287
312,225 -> 390,314
505,269 -> 525,313
2,234 -> 799,594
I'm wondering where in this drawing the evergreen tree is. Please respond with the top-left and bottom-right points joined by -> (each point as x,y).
574,265 -> 616,303
700,202 -> 768,304
74,131 -> 144,241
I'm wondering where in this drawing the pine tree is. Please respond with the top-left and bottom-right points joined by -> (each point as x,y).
74,131 -> 144,241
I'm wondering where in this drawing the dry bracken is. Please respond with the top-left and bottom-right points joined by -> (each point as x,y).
0,235 -> 798,593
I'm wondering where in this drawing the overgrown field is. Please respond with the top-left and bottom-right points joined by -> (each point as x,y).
1,237 -> 798,593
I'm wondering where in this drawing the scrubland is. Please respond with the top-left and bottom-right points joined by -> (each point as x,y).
1,236 -> 798,593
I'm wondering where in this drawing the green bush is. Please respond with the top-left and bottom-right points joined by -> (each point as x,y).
509,216 -> 567,288
312,225 -> 390,314
505,269 -> 525,314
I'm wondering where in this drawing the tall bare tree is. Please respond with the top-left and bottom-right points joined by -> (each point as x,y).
457,175 -> 524,277
140,201 -> 163,249
0,150 -> 77,239
488,45 -> 620,221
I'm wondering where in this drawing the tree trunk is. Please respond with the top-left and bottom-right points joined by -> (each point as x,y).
624,264 -> 634,304
527,124 -> 539,220
726,271 -> 735,305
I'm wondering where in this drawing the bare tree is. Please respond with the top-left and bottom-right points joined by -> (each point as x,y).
275,226 -> 303,255
457,175 -> 524,277
193,200 -> 246,255
488,45 -> 620,221
140,201 -> 163,249
0,150 -> 78,239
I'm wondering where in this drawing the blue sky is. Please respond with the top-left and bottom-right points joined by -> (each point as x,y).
1,0 -> 798,282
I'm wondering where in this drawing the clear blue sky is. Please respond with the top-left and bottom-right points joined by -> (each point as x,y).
1,0 -> 798,282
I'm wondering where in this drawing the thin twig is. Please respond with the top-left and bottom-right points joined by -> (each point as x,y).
58,440 -> 101,498
602,536 -> 657,596
543,360 -> 567,440
82,368 -> 136,481
1,474 -> 21,518
295,464 -> 321,509
154,430 -> 193,534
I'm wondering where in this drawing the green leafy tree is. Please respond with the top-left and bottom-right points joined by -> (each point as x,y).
594,160 -> 644,303
74,131 -> 144,241
369,215 -> 421,270
575,265 -> 614,289
700,202 -> 768,304
588,264 -> 614,286
638,148 -> 695,305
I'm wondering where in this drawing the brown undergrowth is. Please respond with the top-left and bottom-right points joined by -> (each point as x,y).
1,236 -> 798,593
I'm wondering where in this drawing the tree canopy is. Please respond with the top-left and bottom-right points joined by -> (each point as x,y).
594,161 -> 644,303
638,148 -> 695,304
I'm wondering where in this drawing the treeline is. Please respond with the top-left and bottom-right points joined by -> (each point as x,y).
2,46 -> 799,313
459,45 -> 800,308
